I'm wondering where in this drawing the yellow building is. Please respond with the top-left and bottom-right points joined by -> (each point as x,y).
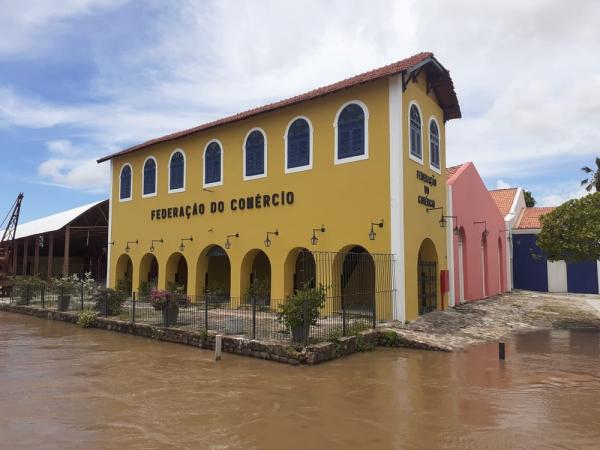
97,52 -> 460,322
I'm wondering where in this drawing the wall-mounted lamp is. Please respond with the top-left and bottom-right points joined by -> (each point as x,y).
474,221 -> 489,242
125,240 -> 138,253
179,236 -> 193,252
150,238 -> 163,253
311,226 -> 326,245
369,220 -> 384,241
224,233 -> 239,250
501,228 -> 512,243
440,215 -> 459,235
107,241 -> 115,246
264,230 -> 278,248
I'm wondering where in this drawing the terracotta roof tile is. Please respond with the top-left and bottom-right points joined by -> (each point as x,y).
489,188 -> 518,217
446,163 -> 465,177
515,207 -> 556,229
98,52 -> 461,163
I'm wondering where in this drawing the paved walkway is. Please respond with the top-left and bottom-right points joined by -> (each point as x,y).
381,290 -> 600,351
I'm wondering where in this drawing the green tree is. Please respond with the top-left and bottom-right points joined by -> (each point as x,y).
581,157 -> 600,192
537,192 -> 600,262
524,190 -> 536,207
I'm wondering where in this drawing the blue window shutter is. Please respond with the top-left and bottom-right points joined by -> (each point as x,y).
337,104 -> 364,159
287,118 -> 310,169
143,159 -> 156,195
430,121 -> 440,168
120,166 -> 131,199
205,142 -> 221,184
410,105 -> 422,158
170,151 -> 184,190
245,130 -> 265,176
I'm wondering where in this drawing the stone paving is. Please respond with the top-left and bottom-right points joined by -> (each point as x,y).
381,290 -> 600,352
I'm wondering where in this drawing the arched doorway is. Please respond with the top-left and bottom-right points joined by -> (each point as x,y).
284,248 -> 317,296
200,245 -> 231,302
139,253 -> 159,299
417,239 -> 438,315
498,237 -> 505,293
457,227 -> 467,303
115,253 -> 133,292
338,245 -> 375,314
166,252 -> 188,294
481,232 -> 489,297
240,250 -> 271,305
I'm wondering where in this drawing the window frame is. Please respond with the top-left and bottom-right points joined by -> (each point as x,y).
141,156 -> 158,198
242,127 -> 268,181
119,163 -> 133,202
284,116 -> 314,174
428,116 -> 441,174
333,100 -> 369,165
408,101 -> 424,165
203,139 -> 224,188
168,148 -> 186,194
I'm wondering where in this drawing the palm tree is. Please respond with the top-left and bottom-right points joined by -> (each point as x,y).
581,157 -> 600,192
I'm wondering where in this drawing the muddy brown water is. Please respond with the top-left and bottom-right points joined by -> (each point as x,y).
1,313 -> 600,450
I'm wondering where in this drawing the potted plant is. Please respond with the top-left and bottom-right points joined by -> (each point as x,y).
51,274 -> 82,311
150,288 -> 188,326
92,288 -> 126,316
245,279 -> 271,308
278,284 -> 327,344
139,280 -> 157,301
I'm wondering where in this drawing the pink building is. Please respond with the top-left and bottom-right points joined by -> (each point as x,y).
446,162 -> 509,305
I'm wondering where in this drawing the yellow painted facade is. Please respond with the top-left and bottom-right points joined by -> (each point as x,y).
105,63 -> 455,321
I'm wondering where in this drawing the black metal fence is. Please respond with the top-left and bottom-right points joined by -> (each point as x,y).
4,250 -> 397,345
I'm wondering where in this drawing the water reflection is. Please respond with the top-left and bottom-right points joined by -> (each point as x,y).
1,312 -> 599,449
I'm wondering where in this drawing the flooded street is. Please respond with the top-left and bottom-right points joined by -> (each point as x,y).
1,312 -> 600,449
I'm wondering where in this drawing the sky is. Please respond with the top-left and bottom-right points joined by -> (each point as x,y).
0,0 -> 599,223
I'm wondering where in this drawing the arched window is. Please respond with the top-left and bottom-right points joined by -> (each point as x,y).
429,119 -> 440,169
244,129 -> 266,178
169,150 -> 185,192
409,104 -> 422,160
337,103 -> 365,161
286,118 -> 311,171
204,141 -> 222,186
143,158 -> 157,196
119,164 -> 132,200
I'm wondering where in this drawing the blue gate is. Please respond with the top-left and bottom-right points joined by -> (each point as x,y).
512,234 -> 548,292
567,260 -> 599,294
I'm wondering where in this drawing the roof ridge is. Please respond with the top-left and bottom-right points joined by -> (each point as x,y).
97,51 -> 460,163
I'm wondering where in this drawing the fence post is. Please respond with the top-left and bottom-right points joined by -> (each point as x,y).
104,293 -> 107,317
25,284 -> 30,306
41,285 -> 45,309
342,295 -> 347,337
60,286 -> 64,311
80,282 -> 84,311
252,295 -> 256,340
303,295 -> 309,346
132,291 -> 136,323
204,295 -> 208,332
372,294 -> 377,329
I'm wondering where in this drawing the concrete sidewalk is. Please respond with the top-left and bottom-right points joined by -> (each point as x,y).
382,290 -> 600,351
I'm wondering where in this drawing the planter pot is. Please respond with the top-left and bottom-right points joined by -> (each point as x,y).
162,305 -> 179,327
58,295 -> 71,312
291,324 -> 308,343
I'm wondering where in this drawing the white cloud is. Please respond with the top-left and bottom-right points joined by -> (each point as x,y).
495,179 -> 511,190
1,0 -> 599,193
37,140 -> 109,192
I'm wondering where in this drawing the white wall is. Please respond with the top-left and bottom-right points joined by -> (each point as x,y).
547,260 -> 567,293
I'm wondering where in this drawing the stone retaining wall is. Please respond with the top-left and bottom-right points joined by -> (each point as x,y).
1,303 -> 428,365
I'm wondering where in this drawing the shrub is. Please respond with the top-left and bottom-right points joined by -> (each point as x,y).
139,280 -> 157,300
13,276 -> 46,303
149,289 -> 188,310
77,310 -> 97,328
278,284 -> 327,331
378,330 -> 400,347
92,288 -> 127,316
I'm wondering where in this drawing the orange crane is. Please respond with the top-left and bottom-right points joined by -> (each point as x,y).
0,193 -> 24,296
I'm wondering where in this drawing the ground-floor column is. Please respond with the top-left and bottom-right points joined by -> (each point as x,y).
33,236 -> 40,276
22,238 -> 28,276
47,233 -> 54,279
63,226 -> 70,276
